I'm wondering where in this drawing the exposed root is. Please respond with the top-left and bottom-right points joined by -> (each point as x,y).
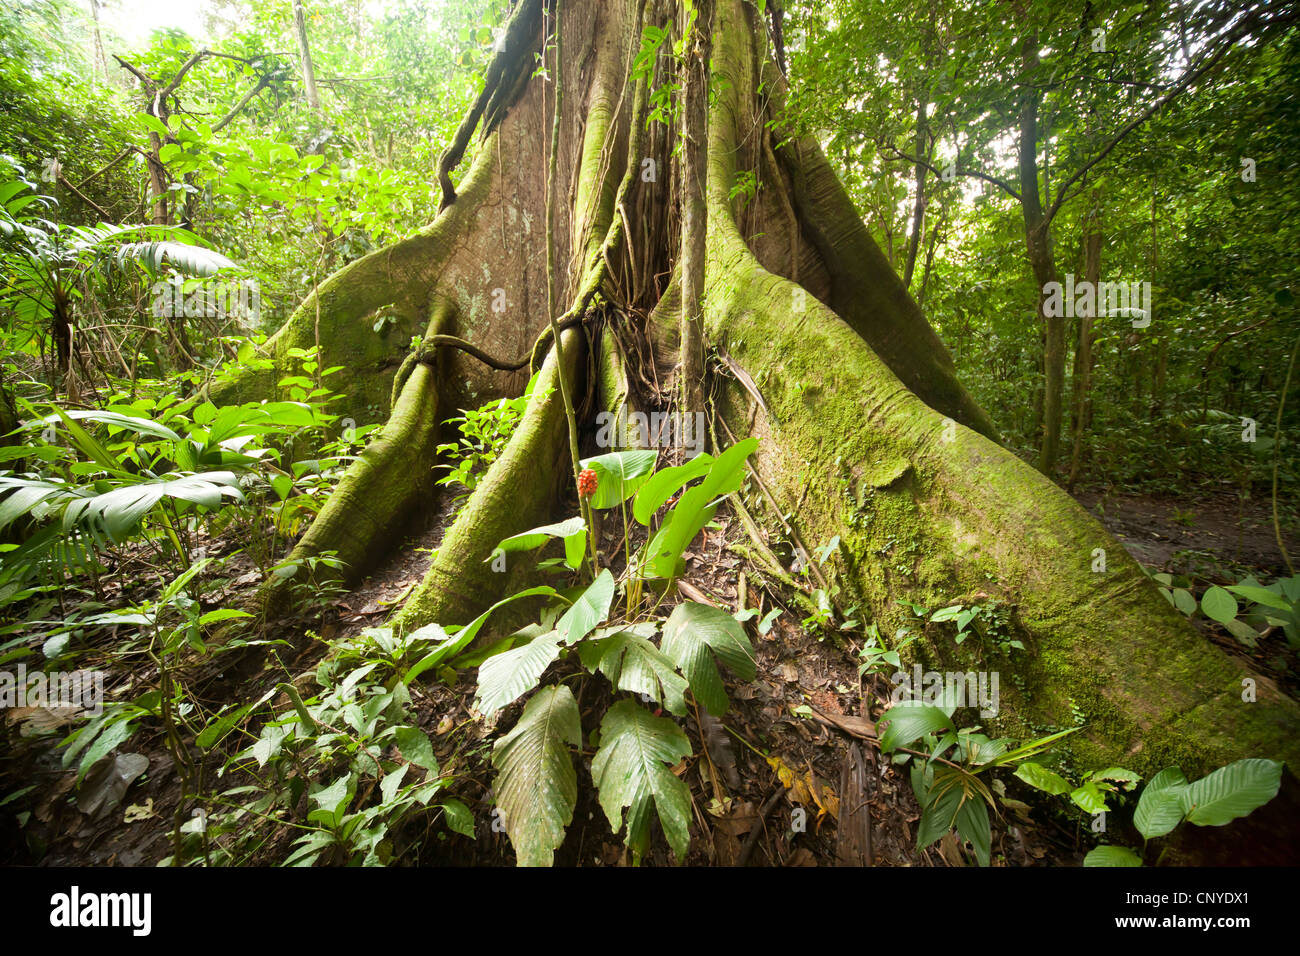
394,328 -> 587,632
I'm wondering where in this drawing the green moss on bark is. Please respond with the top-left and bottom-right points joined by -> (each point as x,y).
701,0 -> 1300,778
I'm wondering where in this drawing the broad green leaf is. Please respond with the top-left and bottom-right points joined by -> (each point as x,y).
955,792 -> 991,866
1069,781 -> 1108,814
403,585 -> 559,684
1089,767 -> 1141,789
1013,761 -> 1072,796
380,763 -> 409,804
75,718 -> 134,783
632,453 -> 714,524
878,701 -> 956,753
47,410 -> 181,442
394,725 -> 439,772
578,627 -> 688,716
1171,588 -> 1197,615
492,516 -> 587,571
1083,845 -> 1143,867
916,774 -> 964,850
439,798 -> 475,838
1134,767 -> 1189,840
930,604 -> 964,623
591,700 -> 693,859
556,569 -> 615,644
475,630 -> 565,718
1200,586 -> 1238,625
493,517 -> 584,552
198,608 -> 252,627
659,601 -> 757,714
491,685 -> 582,867
308,774 -> 355,829
578,450 -> 658,509
1181,758 -> 1283,827
642,438 -> 758,579
1225,584 -> 1293,612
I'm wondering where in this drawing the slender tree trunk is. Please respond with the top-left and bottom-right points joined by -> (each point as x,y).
1018,36 -> 1063,476
89,0 -> 109,85
902,96 -> 927,290
678,0 -> 713,418
294,0 -> 322,111
1067,190 -> 1102,490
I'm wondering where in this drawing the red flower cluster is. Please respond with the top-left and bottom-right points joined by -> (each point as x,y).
577,467 -> 598,499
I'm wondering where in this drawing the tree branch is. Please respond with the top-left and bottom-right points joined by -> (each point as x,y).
212,74 -> 274,133
1047,4 -> 1297,221
880,141 -> 1022,203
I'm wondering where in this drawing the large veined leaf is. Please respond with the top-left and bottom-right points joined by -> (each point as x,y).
659,601 -> 757,714
578,450 -> 658,509
61,472 -> 245,539
36,409 -> 181,442
492,516 -> 586,571
632,453 -> 714,524
915,767 -> 964,850
403,585 -> 560,684
591,700 -> 693,859
491,685 -> 582,867
1200,586 -> 1238,625
642,438 -> 757,579
1133,767 -> 1189,840
879,701 -> 956,753
1083,845 -> 1144,867
578,626 -> 688,716
115,240 -> 237,277
1181,758 -> 1283,827
475,630 -> 565,718
556,569 -> 616,644
954,790 -> 991,866
1013,761 -> 1072,797
0,477 -> 79,531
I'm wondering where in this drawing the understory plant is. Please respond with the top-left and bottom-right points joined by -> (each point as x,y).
1014,756 -> 1285,867
396,438 -> 762,865
876,692 -> 1080,866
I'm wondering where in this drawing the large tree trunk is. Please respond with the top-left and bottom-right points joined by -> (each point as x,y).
228,0 -> 1300,783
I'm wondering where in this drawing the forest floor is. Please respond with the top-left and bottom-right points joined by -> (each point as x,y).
3,483 -> 1296,867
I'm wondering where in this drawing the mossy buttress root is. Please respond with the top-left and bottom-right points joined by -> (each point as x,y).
698,0 -> 1300,778
394,328 -> 587,633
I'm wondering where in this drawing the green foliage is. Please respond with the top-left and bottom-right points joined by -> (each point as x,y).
454,443 -> 760,865
436,375 -> 547,502
878,691 -> 1080,866
1150,568 -> 1300,649
856,621 -> 917,678
202,656 -> 470,867
1070,758 -> 1284,866
899,595 -> 1022,654
490,686 -> 581,867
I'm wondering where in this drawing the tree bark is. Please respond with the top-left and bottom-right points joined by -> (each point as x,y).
1067,190 -> 1102,490
233,0 -> 1300,787
678,0 -> 712,418
293,0 -> 322,111
1017,35 -> 1064,477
